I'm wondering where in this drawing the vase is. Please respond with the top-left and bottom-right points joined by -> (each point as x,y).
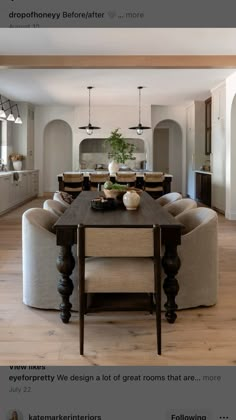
13,160 -> 22,171
108,160 -> 119,175
123,190 -> 140,210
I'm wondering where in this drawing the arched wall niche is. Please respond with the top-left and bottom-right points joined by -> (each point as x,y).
153,119 -> 183,193
43,119 -> 72,192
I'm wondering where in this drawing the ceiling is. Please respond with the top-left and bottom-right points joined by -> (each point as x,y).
0,28 -> 236,107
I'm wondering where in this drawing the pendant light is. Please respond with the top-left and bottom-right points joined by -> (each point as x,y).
0,96 -> 7,118
0,96 -> 23,123
129,86 -> 151,135
79,86 -> 100,135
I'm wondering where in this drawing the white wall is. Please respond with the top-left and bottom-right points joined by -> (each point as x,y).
225,73 -> 236,219
151,106 -> 186,194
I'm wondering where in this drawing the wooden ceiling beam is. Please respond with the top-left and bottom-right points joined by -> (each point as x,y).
1,55 -> 236,69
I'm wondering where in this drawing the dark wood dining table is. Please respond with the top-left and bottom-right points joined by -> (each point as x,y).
54,191 -> 182,325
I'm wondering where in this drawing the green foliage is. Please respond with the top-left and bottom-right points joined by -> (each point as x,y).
104,181 -> 128,191
104,129 -> 136,164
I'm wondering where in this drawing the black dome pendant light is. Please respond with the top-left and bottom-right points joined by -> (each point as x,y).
79,86 -> 100,135
129,86 -> 151,135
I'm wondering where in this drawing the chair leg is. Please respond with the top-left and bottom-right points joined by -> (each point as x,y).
79,292 -> 84,355
155,290 -> 161,355
78,224 -> 85,355
84,293 -> 88,314
149,293 -> 154,314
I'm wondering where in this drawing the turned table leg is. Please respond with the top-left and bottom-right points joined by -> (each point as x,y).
161,225 -> 182,324
56,245 -> 75,323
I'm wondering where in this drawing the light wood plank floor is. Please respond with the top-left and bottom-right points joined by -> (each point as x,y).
0,198 -> 236,366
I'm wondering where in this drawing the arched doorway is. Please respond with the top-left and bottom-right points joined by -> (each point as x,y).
43,120 -> 72,192
153,120 -> 182,193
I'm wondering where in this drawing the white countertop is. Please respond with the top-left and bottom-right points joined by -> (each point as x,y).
0,169 -> 39,177
195,170 -> 212,175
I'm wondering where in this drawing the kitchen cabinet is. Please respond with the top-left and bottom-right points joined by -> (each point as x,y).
27,171 -> 39,198
186,101 -> 205,199
0,170 -> 39,215
195,171 -> 211,207
211,83 -> 226,212
205,97 -> 212,155
0,175 -> 10,213
9,179 -> 21,207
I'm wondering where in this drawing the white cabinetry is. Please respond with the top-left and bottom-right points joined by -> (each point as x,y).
211,83 -> 226,212
27,171 -> 38,198
0,175 -> 11,213
0,170 -> 39,215
186,101 -> 205,199
9,178 -> 21,207
31,171 -> 39,196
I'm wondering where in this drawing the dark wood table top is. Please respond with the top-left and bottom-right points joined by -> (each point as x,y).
54,191 -> 182,245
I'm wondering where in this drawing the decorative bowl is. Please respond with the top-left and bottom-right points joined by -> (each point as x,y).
103,188 -> 127,200
91,197 -> 116,210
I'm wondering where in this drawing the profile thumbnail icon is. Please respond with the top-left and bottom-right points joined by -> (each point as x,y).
7,409 -> 23,420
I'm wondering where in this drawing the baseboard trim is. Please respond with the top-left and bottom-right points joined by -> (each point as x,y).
212,206 -> 225,216
225,211 -> 236,220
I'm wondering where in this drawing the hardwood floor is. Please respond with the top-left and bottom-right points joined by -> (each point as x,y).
0,197 -> 236,366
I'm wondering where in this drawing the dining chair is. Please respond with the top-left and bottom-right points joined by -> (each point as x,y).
63,172 -> 84,196
22,208 -> 78,310
164,198 -> 197,217
89,173 -> 110,191
143,172 -> 165,198
43,199 -> 66,218
156,192 -> 182,206
165,207 -> 218,309
77,225 -> 161,355
115,172 -> 137,186
53,191 -> 72,208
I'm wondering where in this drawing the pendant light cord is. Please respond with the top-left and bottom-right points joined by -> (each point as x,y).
88,87 -> 91,125
139,88 -> 141,125
138,86 -> 143,125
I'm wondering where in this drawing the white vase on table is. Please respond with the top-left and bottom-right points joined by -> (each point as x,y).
123,190 -> 140,210
108,160 -> 119,175
13,160 -> 22,171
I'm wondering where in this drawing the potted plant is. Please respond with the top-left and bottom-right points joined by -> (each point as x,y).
9,153 -> 25,171
104,129 -> 136,174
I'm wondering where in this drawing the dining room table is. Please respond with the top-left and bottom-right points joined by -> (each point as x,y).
54,190 -> 182,325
